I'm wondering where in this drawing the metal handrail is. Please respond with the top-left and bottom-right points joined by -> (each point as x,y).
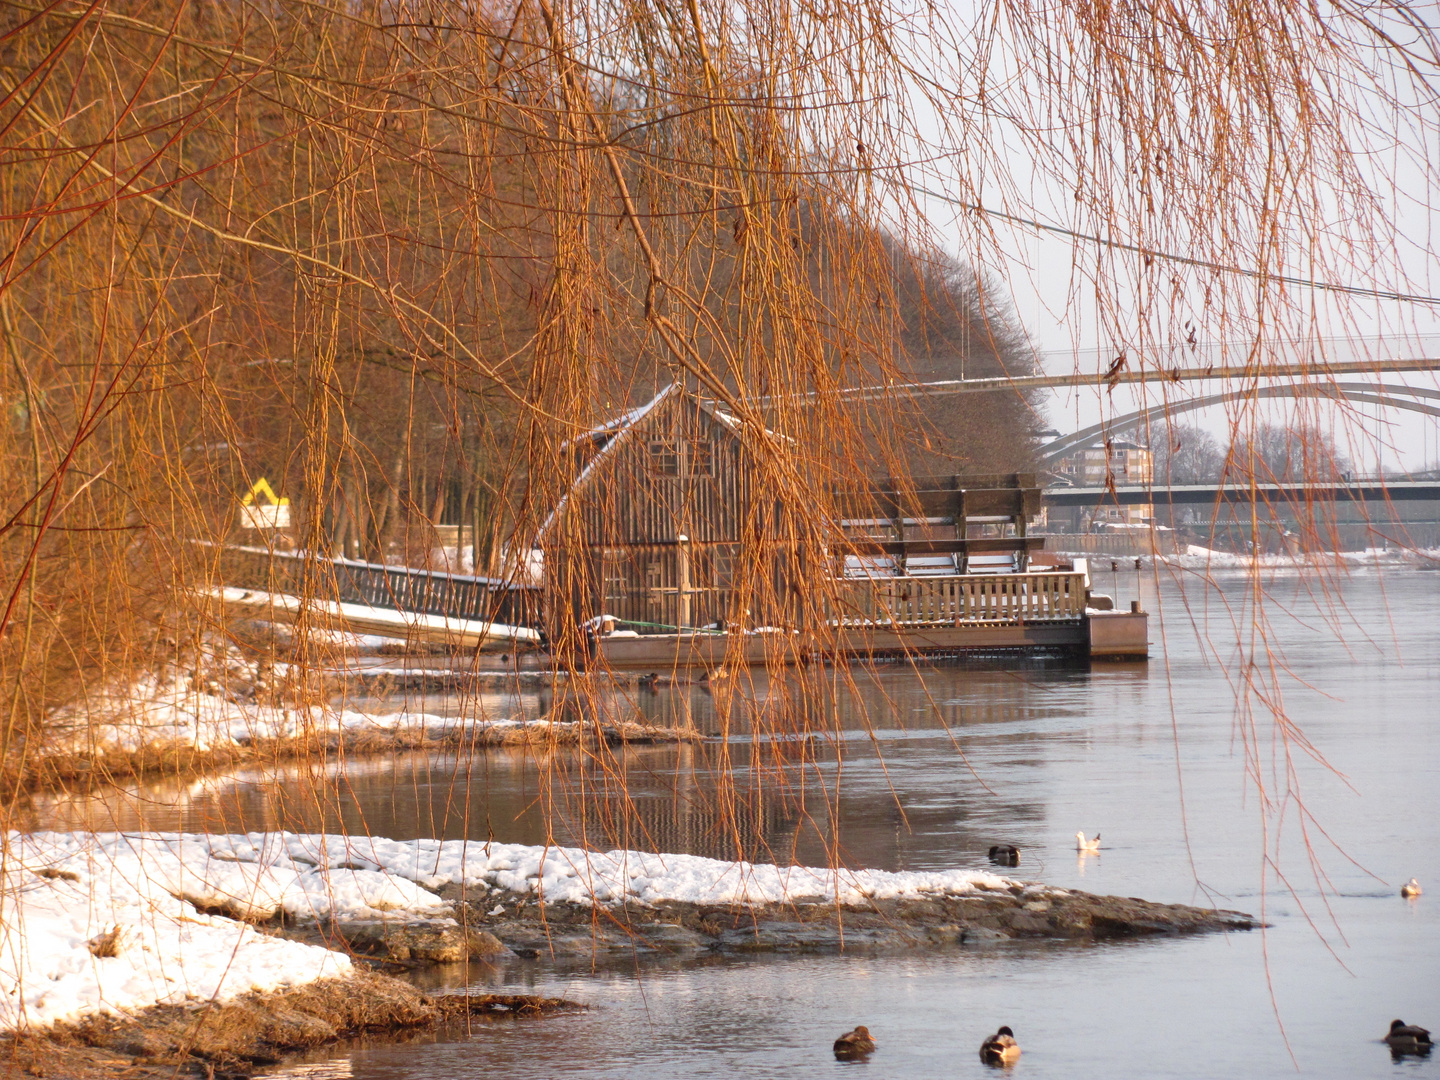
215,545 -> 540,627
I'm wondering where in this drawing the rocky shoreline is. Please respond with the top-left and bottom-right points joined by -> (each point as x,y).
4,828 -> 1258,1079
280,879 -> 1258,966
29,717 -> 699,793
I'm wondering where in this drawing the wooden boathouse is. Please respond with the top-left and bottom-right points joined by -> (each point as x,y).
538,385 -> 1147,665
537,384 -> 800,642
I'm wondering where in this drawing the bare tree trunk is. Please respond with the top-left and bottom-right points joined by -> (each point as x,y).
373,453 -> 405,562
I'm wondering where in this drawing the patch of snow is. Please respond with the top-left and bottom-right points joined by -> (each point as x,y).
46,670 -> 555,758
0,840 -> 351,1030
428,545 -> 476,576
267,625 -> 390,650
1161,544 -> 1431,571
16,829 -> 1015,913
1050,545 -> 1440,573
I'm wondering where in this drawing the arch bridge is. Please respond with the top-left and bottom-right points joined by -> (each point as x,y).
1039,382 -> 1440,466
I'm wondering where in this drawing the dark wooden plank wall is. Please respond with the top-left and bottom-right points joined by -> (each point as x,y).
571,397 -> 758,544
546,394 -> 793,633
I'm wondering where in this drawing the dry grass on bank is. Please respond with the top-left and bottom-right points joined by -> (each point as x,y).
6,969 -> 579,1079
21,716 -> 703,796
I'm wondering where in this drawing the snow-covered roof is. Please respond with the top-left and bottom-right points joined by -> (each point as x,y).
563,395 -> 671,450
710,404 -> 790,443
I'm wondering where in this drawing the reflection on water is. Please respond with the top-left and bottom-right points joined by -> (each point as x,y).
31,570 -> 1440,1078
271,1064 -> 354,1080
34,657 -> 1105,868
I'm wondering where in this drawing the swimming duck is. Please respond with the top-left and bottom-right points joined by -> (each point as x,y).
979,1025 -> 1021,1066
1076,831 -> 1101,853
833,1026 -> 876,1058
1384,1020 -> 1432,1055
988,845 -> 1021,867
1401,878 -> 1422,898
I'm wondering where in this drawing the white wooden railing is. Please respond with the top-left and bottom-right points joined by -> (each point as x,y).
830,571 -> 1087,626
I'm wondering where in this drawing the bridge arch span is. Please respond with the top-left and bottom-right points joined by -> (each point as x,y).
1039,382 -> 1440,466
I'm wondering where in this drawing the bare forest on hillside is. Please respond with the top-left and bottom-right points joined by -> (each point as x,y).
1,0 -> 1435,839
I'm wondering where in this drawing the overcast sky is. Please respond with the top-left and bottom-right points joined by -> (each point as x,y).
907,59 -> 1440,475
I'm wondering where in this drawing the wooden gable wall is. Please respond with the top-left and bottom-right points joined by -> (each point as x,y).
568,393 -> 756,545
544,391 -> 794,636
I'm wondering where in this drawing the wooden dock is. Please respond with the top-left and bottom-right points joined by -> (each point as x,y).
589,614 -> 1147,669
208,550 -> 1147,666
591,570 -> 1148,669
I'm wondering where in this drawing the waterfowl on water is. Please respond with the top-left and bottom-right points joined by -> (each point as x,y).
989,845 -> 1021,867
1076,831 -> 1101,853
979,1025 -> 1021,1066
833,1026 -> 876,1058
1384,1020 -> 1432,1055
1401,878 -> 1422,898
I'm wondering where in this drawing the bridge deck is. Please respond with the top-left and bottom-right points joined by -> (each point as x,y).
1044,480 -> 1440,506
204,586 -> 540,648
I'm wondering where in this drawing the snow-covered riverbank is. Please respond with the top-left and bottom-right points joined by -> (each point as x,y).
4,829 -> 1017,1030
50,675 -> 542,756
2,823 -> 1258,1080
1166,543 -> 1440,570
36,671 -> 694,789
0,848 -> 351,1030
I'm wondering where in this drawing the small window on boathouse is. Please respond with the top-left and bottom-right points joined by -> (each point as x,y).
648,439 -> 712,478
649,440 -> 680,476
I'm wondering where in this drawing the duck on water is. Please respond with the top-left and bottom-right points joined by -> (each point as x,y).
988,844 -> 1020,867
833,1026 -> 876,1059
980,1026 -> 1021,1066
1384,1020 -> 1432,1056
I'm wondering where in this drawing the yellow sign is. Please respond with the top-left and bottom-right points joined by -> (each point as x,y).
241,477 -> 289,507
240,478 -> 291,529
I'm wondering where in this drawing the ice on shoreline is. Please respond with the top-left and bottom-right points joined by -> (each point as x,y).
1169,543 -> 1440,570
4,828 -> 1016,1029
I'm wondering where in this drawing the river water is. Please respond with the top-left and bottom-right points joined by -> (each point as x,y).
37,566 -> 1440,1078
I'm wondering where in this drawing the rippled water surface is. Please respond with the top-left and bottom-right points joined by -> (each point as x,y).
43,569 -> 1440,1078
